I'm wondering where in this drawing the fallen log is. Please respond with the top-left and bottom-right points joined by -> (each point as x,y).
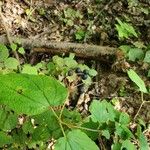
0,34 -> 117,58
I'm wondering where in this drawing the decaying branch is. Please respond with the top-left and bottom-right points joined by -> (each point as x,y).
0,34 -> 117,58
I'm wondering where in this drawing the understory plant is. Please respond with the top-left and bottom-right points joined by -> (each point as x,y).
0,72 -> 149,149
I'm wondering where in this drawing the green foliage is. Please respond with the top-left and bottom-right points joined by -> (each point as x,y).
0,107 -> 18,131
0,43 -> 149,149
115,18 -> 138,39
119,45 -> 144,62
127,69 -> 147,93
0,74 -> 68,115
136,125 -> 149,150
62,8 -> 83,27
22,64 -> 38,75
55,130 -> 99,150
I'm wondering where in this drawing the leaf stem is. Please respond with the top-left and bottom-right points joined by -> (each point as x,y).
50,106 -> 66,138
61,121 -> 100,133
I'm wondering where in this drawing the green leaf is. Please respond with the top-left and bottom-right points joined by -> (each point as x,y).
81,118 -> 99,140
32,124 -> 51,141
102,129 -> 110,139
136,125 -> 149,150
121,140 -> 136,150
89,69 -> 97,76
112,143 -> 122,150
18,47 -> 25,55
75,30 -> 85,40
144,51 -> 150,63
22,120 -> 34,134
0,107 -> 18,131
115,18 -> 138,39
119,112 -> 130,125
0,44 -> 9,62
54,130 -> 99,150
127,69 -> 147,93
4,57 -> 19,70
115,123 -> 134,140
10,43 -> 17,51
119,45 -> 131,54
128,48 -> 144,61
33,110 -> 60,135
64,57 -> 78,68
22,64 -> 38,75
89,100 -> 116,123
0,131 -> 13,147
53,56 -> 64,68
0,74 -> 68,115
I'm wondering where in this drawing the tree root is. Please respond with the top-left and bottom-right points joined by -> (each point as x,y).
0,34 -> 117,59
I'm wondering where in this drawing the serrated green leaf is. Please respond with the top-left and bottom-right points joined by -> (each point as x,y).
127,69 -> 147,93
144,51 -> 150,63
121,140 -> 136,150
54,130 -> 99,150
22,64 -> 38,75
4,57 -> 19,70
0,74 -> 68,115
89,100 -> 116,123
119,112 -> 130,125
128,48 -> 144,61
0,44 -> 9,62
0,131 -> 13,147
136,125 -> 149,150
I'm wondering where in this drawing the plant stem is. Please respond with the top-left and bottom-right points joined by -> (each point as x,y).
50,106 -> 66,138
133,92 -> 145,121
61,121 -> 100,133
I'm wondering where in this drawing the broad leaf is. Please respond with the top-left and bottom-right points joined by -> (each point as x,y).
22,64 -> 38,75
127,69 -> 147,93
0,74 -> 68,115
4,57 -> 19,70
128,48 -> 144,61
54,129 -> 99,150
89,100 -> 116,123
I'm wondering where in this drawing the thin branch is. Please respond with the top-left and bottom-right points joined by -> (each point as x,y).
0,3 -> 21,71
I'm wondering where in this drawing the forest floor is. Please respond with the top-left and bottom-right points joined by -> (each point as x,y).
0,0 -> 150,149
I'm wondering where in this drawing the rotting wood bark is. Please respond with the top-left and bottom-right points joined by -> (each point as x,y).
0,34 -> 117,58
